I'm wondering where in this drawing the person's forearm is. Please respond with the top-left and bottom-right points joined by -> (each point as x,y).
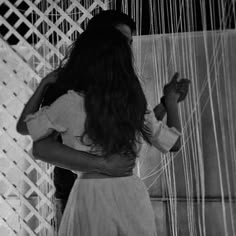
33,138 -> 105,172
16,81 -> 49,135
165,101 -> 181,151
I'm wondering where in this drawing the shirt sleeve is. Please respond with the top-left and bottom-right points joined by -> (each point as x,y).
145,104 -> 181,153
25,93 -> 72,141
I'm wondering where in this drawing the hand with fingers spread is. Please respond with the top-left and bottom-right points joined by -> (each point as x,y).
153,73 -> 190,120
162,72 -> 190,106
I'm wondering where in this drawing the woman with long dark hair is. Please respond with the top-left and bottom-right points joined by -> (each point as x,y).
25,27 -> 183,235
16,10 -> 138,225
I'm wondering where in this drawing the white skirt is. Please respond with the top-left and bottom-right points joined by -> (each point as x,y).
58,175 -> 157,236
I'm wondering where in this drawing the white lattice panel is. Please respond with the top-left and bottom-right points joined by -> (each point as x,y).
0,1 -> 108,235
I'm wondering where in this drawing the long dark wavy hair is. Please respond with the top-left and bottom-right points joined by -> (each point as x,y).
57,28 -> 151,158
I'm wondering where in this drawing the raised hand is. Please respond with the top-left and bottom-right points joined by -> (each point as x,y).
163,72 -> 181,103
162,72 -> 190,105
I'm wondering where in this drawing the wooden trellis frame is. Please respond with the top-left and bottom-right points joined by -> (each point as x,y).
0,1 -> 109,235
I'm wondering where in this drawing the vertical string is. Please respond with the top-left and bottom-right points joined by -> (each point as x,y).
113,2 -> 235,236
201,1 -> 229,236
218,1 -> 235,234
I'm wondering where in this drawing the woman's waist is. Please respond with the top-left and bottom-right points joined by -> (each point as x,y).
80,171 -> 133,179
